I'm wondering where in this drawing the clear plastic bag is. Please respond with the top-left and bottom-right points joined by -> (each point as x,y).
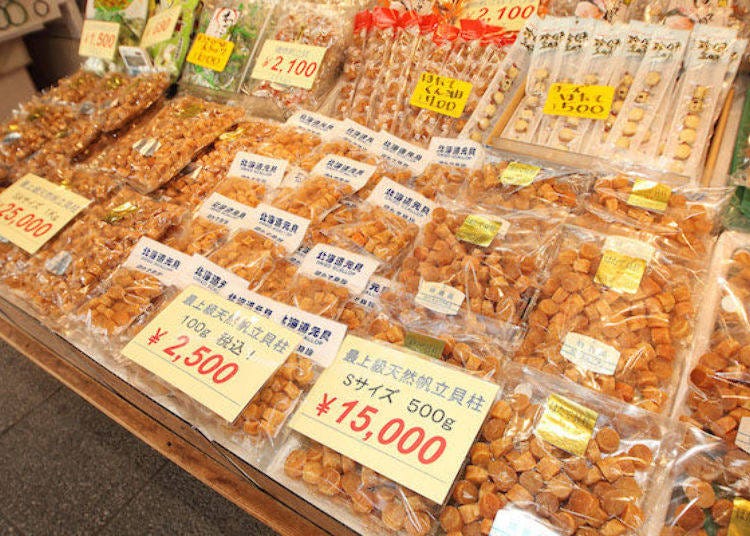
334,10 -> 373,119
514,224 -> 699,413
271,176 -> 353,222
207,227 -> 286,289
145,0 -> 202,81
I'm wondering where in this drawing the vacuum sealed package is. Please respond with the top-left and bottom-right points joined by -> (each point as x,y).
675,231 -> 750,444
648,427 -> 750,536
143,0 -> 201,80
440,364 -> 676,536
579,174 -> 731,264
42,69 -> 104,104
514,224 -> 699,414
657,26 -> 740,180
207,226 -> 286,290
181,0 -> 275,93
93,72 -> 171,133
242,1 -> 357,118
501,16 -> 568,144
271,176 -> 352,223
93,95 -> 245,193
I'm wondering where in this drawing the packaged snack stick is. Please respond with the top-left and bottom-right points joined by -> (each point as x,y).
334,10 -> 373,119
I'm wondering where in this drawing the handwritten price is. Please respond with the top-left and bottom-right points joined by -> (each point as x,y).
264,55 -> 319,79
84,31 -> 116,49
0,202 -> 53,238
475,4 -> 535,24
315,396 -> 448,465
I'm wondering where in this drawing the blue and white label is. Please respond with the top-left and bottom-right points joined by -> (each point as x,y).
428,137 -> 484,170
311,154 -> 376,193
197,192 -> 254,231
414,279 -> 465,315
367,177 -> 435,227
123,237 -> 193,286
286,110 -> 340,137
227,151 -> 287,188
341,119 -> 379,152
249,203 -> 310,254
376,132 -> 431,174
190,254 -> 249,295
353,275 -> 392,311
299,244 -> 379,295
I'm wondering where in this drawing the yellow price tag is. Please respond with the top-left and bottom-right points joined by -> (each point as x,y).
627,180 -> 672,212
543,83 -> 615,120
404,331 -> 446,359
250,39 -> 328,90
499,162 -> 540,186
535,394 -> 598,456
730,497 -> 750,536
0,174 -> 91,254
460,0 -> 539,31
187,33 -> 235,73
410,72 -> 473,119
289,335 -> 499,504
455,214 -> 508,247
140,5 -> 182,48
122,285 -> 301,422
79,20 -> 121,61
594,237 -> 654,295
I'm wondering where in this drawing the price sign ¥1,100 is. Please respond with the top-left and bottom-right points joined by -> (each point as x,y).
461,0 -> 539,32
290,335 -> 499,504
186,33 -> 235,73
122,285 -> 301,422
410,72 -> 473,119
0,174 -> 91,254
79,20 -> 121,60
250,40 -> 328,90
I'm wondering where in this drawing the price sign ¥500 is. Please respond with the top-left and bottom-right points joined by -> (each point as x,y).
250,40 -> 328,90
543,83 -> 615,120
122,285 -> 301,422
79,20 -> 121,60
290,335 -> 499,504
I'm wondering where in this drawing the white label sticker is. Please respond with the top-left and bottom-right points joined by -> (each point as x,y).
123,237 -> 193,286
353,275 -> 391,311
722,293 -> 744,314
490,508 -> 558,536
289,244 -> 310,266
367,177 -> 435,227
222,285 -> 279,319
428,137 -> 484,170
205,7 -> 238,38
249,203 -> 310,254
119,46 -> 153,75
299,244 -> 379,295
190,254 -> 249,295
414,279 -> 465,315
196,193 -> 254,231
311,154 -> 376,193
561,332 -> 621,376
341,119 -> 379,152
376,132 -> 432,174
603,235 -> 655,263
227,151 -> 287,188
737,417 -> 750,455
286,110 -> 339,137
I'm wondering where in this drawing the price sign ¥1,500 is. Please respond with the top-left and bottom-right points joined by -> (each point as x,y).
79,20 -> 121,60
122,285 -> 301,422
290,335 -> 499,504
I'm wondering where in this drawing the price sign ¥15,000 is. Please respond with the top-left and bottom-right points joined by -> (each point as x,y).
290,335 -> 499,504
79,19 -> 121,61
250,40 -> 328,90
122,285 -> 301,422
0,174 -> 91,254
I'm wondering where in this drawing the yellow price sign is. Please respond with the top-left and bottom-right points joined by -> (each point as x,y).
122,285 -> 301,422
140,5 -> 182,48
627,180 -> 672,212
79,20 -> 121,60
461,0 -> 539,31
0,174 -> 91,254
290,335 -> 499,504
187,33 -> 235,73
410,72 -> 473,119
543,83 -> 615,120
250,39 -> 328,90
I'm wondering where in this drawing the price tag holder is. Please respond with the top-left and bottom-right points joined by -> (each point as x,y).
122,285 -> 301,422
79,20 -> 121,61
461,0 -> 539,31
186,33 -> 235,72
410,72 -> 473,119
543,83 -> 615,120
250,39 -> 328,90
140,5 -> 182,48
290,335 -> 499,504
0,174 -> 91,254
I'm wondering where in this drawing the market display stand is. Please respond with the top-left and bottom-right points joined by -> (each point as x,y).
0,294 -> 356,536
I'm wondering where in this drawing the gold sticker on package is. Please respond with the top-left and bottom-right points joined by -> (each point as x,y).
627,180 -> 672,212
404,331 -> 446,359
594,236 -> 655,294
729,497 -> 750,536
535,393 -> 598,456
456,214 -> 509,247
499,161 -> 541,186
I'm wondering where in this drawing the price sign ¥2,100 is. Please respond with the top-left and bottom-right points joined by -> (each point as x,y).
122,285 -> 301,422
250,40 -> 328,90
290,335 -> 499,504
79,20 -> 121,60
461,0 -> 539,31
0,174 -> 91,254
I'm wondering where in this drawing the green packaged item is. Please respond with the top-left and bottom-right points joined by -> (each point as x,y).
722,185 -> 750,231
84,0 -> 152,72
730,86 -> 750,177
144,0 -> 202,80
181,0 -> 275,94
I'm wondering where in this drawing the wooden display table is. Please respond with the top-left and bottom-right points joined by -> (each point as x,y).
0,294 -> 356,536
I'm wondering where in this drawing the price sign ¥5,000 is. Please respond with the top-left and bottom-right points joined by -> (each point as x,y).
79,20 -> 121,60
187,33 -> 235,73
250,40 -> 328,90
122,285 -> 301,422
461,0 -> 539,31
543,83 -> 615,121
290,335 -> 499,504
410,72 -> 473,119
0,174 -> 91,254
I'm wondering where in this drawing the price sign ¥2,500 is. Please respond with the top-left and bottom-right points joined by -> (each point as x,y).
290,335 -> 499,504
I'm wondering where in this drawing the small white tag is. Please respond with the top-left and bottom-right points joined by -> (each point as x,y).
561,332 -> 620,376
490,508 -> 558,536
289,244 -> 311,266
118,46 -> 154,75
353,275 -> 391,311
341,119 -> 379,152
310,154 -> 376,192
227,151 -> 287,188
414,279 -> 465,315
603,236 -> 655,263
286,110 -> 340,137
367,177 -> 435,226
376,132 -> 431,174
45,251 -> 72,276
196,193 -> 254,231
123,237 -> 193,286
277,306 -> 347,368
190,254 -> 249,295
205,7 -> 238,38
222,285 -> 281,318
299,244 -> 379,295
248,203 -> 310,254
428,137 -> 484,170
